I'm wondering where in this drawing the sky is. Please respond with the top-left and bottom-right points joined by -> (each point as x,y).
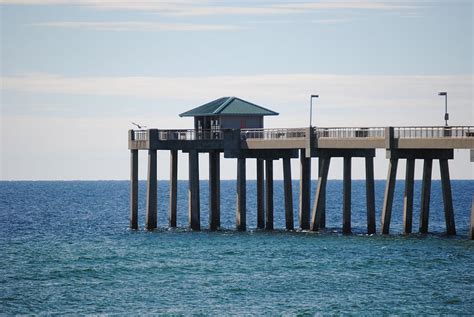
0,0 -> 473,181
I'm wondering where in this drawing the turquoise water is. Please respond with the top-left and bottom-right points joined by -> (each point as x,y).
1,180 -> 473,314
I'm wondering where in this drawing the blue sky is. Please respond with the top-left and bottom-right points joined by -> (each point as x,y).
1,0 -> 473,180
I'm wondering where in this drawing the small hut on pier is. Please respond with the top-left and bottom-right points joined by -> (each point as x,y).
179,96 -> 279,131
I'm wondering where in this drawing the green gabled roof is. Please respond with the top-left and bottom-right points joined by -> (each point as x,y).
179,97 -> 279,117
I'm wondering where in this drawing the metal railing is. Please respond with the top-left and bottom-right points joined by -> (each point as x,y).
133,126 -> 474,142
133,130 -> 148,141
241,128 -> 306,140
395,126 -> 474,138
315,127 -> 385,138
158,129 -> 223,141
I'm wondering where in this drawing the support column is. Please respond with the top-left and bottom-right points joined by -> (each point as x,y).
343,157 -> 352,234
146,149 -> 157,230
236,158 -> 246,231
403,158 -> 415,234
209,151 -> 220,231
299,149 -> 311,230
470,198 -> 474,240
130,149 -> 138,230
419,159 -> 433,234
256,159 -> 265,229
310,157 -> 331,231
381,158 -> 398,234
188,150 -> 200,231
265,159 -> 274,230
439,159 -> 456,235
365,157 -> 376,234
283,158 -> 294,230
169,150 -> 178,228
318,158 -> 326,228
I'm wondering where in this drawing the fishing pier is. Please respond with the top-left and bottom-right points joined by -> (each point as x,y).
128,97 -> 474,239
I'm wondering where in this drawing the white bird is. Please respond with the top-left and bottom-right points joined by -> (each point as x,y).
131,122 -> 147,129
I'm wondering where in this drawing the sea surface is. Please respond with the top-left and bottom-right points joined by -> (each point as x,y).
1,180 -> 473,315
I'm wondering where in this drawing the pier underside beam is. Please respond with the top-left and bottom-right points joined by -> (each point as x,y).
299,149 -> 311,230
130,149 -> 138,230
403,158 -> 415,234
257,159 -> 265,229
439,159 -> 456,235
365,157 -> 376,234
283,158 -> 294,230
146,149 -> 158,230
236,158 -> 246,231
311,157 -> 331,231
209,151 -> 220,231
381,158 -> 398,234
343,157 -> 352,234
169,150 -> 178,228
188,150 -> 200,231
419,159 -> 433,234
265,159 -> 274,230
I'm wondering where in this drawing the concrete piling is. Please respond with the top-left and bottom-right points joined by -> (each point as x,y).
130,149 -> 138,230
419,159 -> 433,234
265,159 -> 274,230
470,198 -> 474,240
342,157 -> 351,234
236,158 -> 246,231
256,159 -> 265,229
318,159 -> 326,229
439,159 -> 456,235
299,149 -> 311,230
283,158 -> 294,230
311,157 -> 331,231
146,149 -> 157,230
365,157 -> 376,234
169,150 -> 178,228
403,158 -> 415,234
188,150 -> 200,231
381,158 -> 398,234
209,151 -> 220,231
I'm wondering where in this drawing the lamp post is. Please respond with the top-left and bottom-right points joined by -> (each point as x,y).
438,92 -> 448,126
310,94 -> 319,127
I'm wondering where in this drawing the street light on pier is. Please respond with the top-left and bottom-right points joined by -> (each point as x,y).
310,94 -> 319,128
438,92 -> 448,126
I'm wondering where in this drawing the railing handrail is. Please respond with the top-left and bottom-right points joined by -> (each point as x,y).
131,126 -> 474,142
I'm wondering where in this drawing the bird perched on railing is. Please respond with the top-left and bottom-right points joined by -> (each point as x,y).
131,122 -> 147,129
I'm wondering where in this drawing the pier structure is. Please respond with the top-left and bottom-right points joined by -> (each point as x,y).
128,97 -> 474,238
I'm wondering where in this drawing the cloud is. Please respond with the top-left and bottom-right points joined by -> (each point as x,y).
33,21 -> 245,32
2,72 -> 472,126
311,18 -> 354,24
0,0 -> 417,16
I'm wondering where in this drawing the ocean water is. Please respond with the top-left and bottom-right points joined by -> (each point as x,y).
1,180 -> 473,315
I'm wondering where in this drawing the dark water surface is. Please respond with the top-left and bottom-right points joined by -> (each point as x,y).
1,180 -> 473,315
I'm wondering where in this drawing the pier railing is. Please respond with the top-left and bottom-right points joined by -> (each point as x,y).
158,129 -> 224,141
395,126 -> 474,138
133,130 -> 148,141
314,127 -> 385,138
241,128 -> 306,140
133,126 -> 474,143
242,126 -> 474,140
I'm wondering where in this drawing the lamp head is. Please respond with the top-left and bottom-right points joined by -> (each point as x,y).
311,94 -> 319,98
438,92 -> 447,96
